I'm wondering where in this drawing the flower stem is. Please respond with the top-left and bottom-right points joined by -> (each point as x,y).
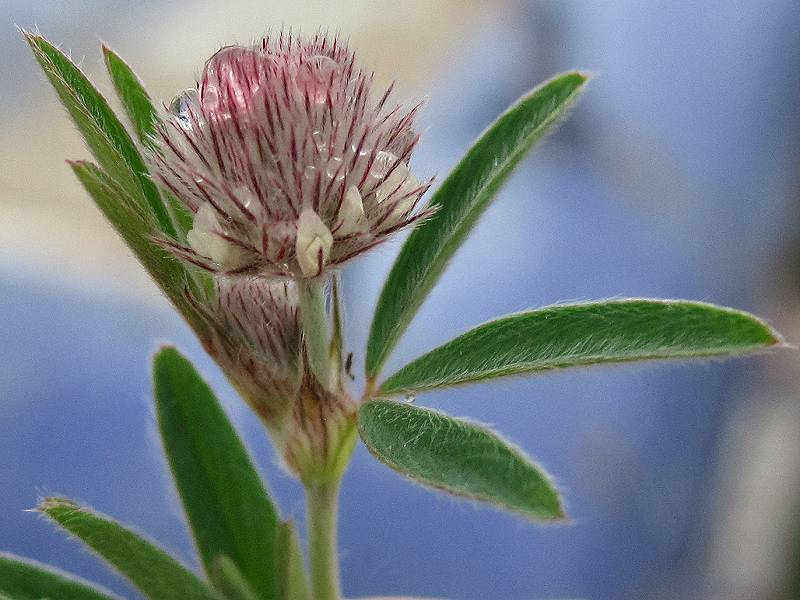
306,478 -> 343,600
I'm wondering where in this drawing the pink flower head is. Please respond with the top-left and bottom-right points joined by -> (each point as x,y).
151,32 -> 432,278
193,276 -> 303,420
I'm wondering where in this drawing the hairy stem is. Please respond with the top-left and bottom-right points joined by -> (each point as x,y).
306,478 -> 342,600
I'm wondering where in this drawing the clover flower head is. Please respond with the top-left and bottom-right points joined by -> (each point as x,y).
151,31 -> 432,278
194,276 -> 303,420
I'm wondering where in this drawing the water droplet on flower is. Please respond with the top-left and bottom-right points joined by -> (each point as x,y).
311,130 -> 327,152
325,156 -> 345,180
170,90 -> 199,129
303,165 -> 318,182
202,85 -> 220,111
404,394 -> 416,404
369,151 -> 397,181
308,55 -> 340,78
233,186 -> 256,211
369,152 -> 413,204
350,144 -> 369,158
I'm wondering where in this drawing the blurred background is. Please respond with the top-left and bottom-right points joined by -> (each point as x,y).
2,1 -> 800,599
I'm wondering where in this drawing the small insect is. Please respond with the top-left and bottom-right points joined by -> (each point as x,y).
345,352 -> 355,380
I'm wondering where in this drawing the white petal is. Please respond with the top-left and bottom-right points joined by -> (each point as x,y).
192,202 -> 219,233
295,208 -> 333,277
336,186 -> 367,236
375,157 -> 410,204
385,196 -> 418,227
382,168 -> 420,226
187,202 -> 249,268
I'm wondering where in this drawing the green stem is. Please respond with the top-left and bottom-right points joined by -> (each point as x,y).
299,277 -> 333,391
306,479 -> 342,600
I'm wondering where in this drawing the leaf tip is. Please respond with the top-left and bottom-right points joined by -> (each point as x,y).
154,344 -> 179,356
21,30 -> 49,53
153,345 -> 182,366
100,42 -> 120,65
552,496 -> 569,522
547,505 -> 570,524
727,305 -> 785,349
19,27 -> 36,42
16,24 -> 32,40
515,497 -> 568,524
763,321 -> 785,347
36,496 -> 76,515
66,158 -> 88,169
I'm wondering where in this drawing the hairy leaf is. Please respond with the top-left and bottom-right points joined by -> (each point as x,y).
24,33 -> 174,237
0,553 -> 120,600
274,521 -> 310,600
102,46 -> 193,239
154,347 -> 280,599
380,300 -> 781,396
358,400 -> 563,520
102,45 -> 158,145
39,498 -> 216,600
366,72 -> 588,378
69,161 -> 206,335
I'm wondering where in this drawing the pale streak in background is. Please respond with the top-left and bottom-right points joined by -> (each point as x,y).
0,0 -> 491,305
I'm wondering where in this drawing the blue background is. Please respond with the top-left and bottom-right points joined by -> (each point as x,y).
2,2 -> 800,598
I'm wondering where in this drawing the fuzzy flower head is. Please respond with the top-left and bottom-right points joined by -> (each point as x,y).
152,32 -> 431,278
194,276 -> 303,422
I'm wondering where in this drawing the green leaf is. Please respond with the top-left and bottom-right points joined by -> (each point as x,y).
358,400 -> 563,521
68,161 -> 206,335
24,32 -> 175,237
39,498 -> 217,600
366,71 -> 589,379
0,552 -> 120,600
380,300 -> 781,396
102,46 -> 193,240
154,347 -> 280,600
211,557 -> 258,600
274,521 -> 310,600
101,45 -> 158,146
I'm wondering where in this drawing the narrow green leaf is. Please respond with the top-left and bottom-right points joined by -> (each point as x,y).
24,33 -> 175,237
274,521 -> 310,600
0,553 -> 120,600
68,161 -> 206,335
101,46 -> 193,240
358,400 -> 563,521
380,300 -> 782,396
211,557 -> 258,600
154,347 -> 280,600
366,72 -> 589,378
39,498 -> 216,600
101,45 -> 158,145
